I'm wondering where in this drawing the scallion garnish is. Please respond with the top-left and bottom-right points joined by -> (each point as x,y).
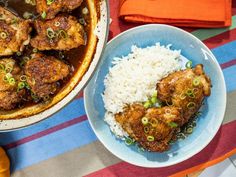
149,118 -> 158,127
193,77 -> 201,86
143,100 -> 152,108
57,30 -> 68,39
125,137 -> 134,146
46,28 -> 55,39
54,21 -> 60,27
141,117 -> 148,125
168,122 -> 178,128
147,135 -> 155,142
144,126 -> 150,134
8,77 -> 15,85
186,127 -> 193,134
46,0 -> 54,5
187,102 -> 196,109
0,31 -> 7,39
41,11 -> 47,19
186,61 -> 192,69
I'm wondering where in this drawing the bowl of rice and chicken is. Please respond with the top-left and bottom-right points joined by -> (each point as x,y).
84,24 -> 226,167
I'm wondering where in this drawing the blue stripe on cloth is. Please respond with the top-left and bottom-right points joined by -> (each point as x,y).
223,65 -> 236,92
212,40 -> 236,64
8,120 -> 97,171
0,98 -> 85,145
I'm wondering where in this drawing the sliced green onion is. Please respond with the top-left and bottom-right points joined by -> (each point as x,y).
168,122 -> 178,128
57,30 -> 68,39
193,77 -> 201,86
141,117 -> 148,125
0,31 -> 7,39
41,11 -> 47,19
125,137 -> 134,146
54,21 -> 60,27
3,73 -> 12,82
20,75 -> 27,82
5,63 -> 13,73
179,92 -> 186,100
147,135 -> 155,142
82,7 -> 89,15
46,0 -> 54,5
143,100 -> 152,109
144,126 -> 150,134
151,96 -> 158,104
16,51 -> 22,56
185,61 -> 192,69
46,28 -> 55,39
0,64 -> 5,71
79,18 -> 86,25
31,92 -> 39,101
43,95 -> 51,102
186,89 -> 193,96
9,78 -> 15,85
150,118 -> 158,127
186,127 -> 193,134
24,82 -> 30,90
187,102 -> 196,109
32,48 -> 38,53
152,91 -> 158,97
18,82 -> 25,89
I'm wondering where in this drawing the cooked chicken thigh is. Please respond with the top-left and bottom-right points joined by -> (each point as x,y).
157,64 -> 211,125
0,7 -> 31,56
31,15 -> 85,51
0,58 -> 25,110
24,53 -> 70,98
36,0 -> 83,19
115,104 -> 182,152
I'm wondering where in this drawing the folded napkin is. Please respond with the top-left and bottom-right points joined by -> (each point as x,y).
119,0 -> 232,28
0,148 -> 10,177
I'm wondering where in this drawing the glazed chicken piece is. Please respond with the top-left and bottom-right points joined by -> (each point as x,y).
24,53 -> 70,98
115,104 -> 182,152
157,64 -> 211,125
0,7 -> 31,56
0,58 -> 25,110
36,0 -> 83,19
31,15 -> 86,51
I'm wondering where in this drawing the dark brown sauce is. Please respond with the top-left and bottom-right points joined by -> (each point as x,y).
0,0 -> 91,108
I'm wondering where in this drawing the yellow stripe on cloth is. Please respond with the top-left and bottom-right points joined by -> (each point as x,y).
0,148 -> 10,177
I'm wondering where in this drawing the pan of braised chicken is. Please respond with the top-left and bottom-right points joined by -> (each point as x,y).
0,0 -> 109,130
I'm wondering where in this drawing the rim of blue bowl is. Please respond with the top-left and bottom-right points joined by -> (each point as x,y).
84,24 -> 227,168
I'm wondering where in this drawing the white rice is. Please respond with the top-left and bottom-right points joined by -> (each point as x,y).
103,43 -> 182,137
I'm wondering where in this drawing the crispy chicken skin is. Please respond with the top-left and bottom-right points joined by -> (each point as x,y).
0,7 -> 31,56
157,64 -> 211,125
24,53 -> 70,98
31,15 -> 85,51
115,104 -> 182,152
0,59 -> 25,110
36,0 -> 83,19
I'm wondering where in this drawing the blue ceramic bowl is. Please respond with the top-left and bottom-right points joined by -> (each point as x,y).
84,24 -> 226,167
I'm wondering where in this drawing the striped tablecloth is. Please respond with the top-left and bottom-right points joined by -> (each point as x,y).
1,0 -> 236,176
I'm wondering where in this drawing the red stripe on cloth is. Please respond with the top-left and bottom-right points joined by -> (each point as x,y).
3,115 -> 88,150
221,58 -> 236,69
85,120 -> 236,177
204,28 -> 236,49
76,92 -> 84,99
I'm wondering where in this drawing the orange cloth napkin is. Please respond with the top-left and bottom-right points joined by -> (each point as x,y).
0,148 -> 10,177
119,0 -> 232,28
